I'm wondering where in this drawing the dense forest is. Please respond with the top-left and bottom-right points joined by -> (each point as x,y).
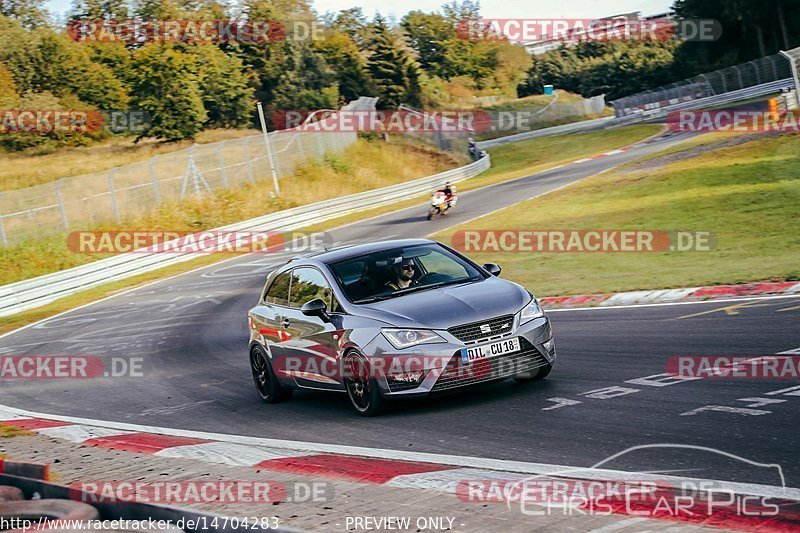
1,0 -> 799,147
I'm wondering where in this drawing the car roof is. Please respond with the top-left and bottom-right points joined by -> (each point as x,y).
295,238 -> 437,266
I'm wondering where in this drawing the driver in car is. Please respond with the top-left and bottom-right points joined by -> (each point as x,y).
385,258 -> 418,291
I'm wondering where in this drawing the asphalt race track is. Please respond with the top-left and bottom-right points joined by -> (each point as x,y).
1,130 -> 798,489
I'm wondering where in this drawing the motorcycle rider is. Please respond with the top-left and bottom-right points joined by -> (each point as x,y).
438,181 -> 456,208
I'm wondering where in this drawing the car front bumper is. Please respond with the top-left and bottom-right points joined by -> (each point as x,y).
362,316 -> 556,397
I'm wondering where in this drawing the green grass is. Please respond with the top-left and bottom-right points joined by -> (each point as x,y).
434,132 -> 800,296
0,124 -> 667,334
468,125 -> 663,189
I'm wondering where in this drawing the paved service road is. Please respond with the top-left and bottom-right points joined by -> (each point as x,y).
1,130 -> 797,488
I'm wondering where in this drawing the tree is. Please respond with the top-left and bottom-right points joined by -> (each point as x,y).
270,41 -> 339,113
193,44 -> 254,128
0,59 -> 19,106
128,44 -> 207,140
366,16 -> 420,108
314,31 -> 374,101
69,0 -> 129,20
330,7 -> 368,46
401,11 -> 453,77
0,0 -> 49,29
672,0 -> 800,74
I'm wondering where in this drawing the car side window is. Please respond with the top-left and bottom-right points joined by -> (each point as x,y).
264,271 -> 291,306
289,268 -> 332,309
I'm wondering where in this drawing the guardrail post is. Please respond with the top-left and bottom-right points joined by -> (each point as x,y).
108,167 -> 121,222
55,179 -> 68,230
0,193 -> 7,246
217,141 -> 229,188
149,156 -> 161,205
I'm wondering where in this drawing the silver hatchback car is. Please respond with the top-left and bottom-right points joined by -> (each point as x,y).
248,239 -> 556,416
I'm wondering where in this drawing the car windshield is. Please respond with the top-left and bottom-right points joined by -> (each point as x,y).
327,244 -> 485,304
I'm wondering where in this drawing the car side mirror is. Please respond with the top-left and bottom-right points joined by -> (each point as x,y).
484,263 -> 502,276
301,298 -> 330,321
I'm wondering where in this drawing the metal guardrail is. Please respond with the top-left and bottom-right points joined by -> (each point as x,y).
477,77 -> 796,150
0,156 -> 490,317
476,116 -> 615,148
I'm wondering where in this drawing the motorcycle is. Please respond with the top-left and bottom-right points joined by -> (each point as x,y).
427,191 -> 457,220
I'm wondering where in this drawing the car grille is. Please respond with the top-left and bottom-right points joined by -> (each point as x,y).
387,379 -> 424,393
448,314 -> 515,344
431,338 -> 549,392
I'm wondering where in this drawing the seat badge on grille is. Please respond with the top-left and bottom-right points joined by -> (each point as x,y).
480,324 -> 491,334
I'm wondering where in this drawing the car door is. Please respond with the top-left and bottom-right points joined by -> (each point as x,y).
251,270 -> 292,363
281,267 -> 342,390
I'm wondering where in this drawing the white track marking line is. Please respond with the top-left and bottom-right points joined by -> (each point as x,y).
0,402 -> 796,501
387,468 -> 526,492
546,293 -> 800,313
34,424 -> 134,443
588,517 -> 651,532
153,442 -> 309,466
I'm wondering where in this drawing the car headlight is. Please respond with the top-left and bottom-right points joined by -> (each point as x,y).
382,329 -> 445,349
519,298 -> 545,324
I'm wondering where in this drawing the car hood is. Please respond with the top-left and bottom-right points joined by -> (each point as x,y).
354,277 -> 530,330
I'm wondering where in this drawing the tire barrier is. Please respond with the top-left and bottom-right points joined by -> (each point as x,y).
0,499 -> 101,520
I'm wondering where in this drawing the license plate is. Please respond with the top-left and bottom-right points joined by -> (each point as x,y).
461,337 -> 520,363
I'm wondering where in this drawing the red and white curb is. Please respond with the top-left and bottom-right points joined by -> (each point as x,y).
541,281 -> 800,310
2,404 -> 800,531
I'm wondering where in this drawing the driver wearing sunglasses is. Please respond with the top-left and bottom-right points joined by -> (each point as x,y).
385,258 -> 418,291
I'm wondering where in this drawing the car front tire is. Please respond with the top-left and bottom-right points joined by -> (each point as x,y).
250,345 -> 292,403
343,351 -> 385,416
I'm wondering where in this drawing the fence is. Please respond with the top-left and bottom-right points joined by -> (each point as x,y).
0,154 -> 491,317
0,98 -> 377,247
611,52 -> 796,117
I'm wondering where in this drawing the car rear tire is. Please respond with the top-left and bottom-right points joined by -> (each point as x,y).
513,362 -> 552,383
250,345 -> 292,403
343,352 -> 384,416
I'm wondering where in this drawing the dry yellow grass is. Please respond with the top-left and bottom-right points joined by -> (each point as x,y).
0,129 -> 261,191
0,138 -> 458,284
